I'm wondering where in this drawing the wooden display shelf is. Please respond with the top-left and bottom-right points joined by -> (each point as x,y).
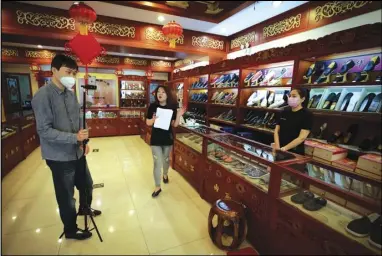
240,106 -> 283,112
210,87 -> 239,90
189,88 -> 208,91
241,85 -> 293,89
209,118 -> 236,126
240,124 -> 274,135
309,109 -> 381,121
120,107 -> 147,109
209,103 -> 237,108
297,82 -> 381,88
189,101 -> 207,105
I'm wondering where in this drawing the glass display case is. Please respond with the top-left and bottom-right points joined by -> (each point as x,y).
85,109 -> 118,119
206,134 -> 302,193
175,124 -> 223,153
1,124 -> 18,140
278,159 -> 381,254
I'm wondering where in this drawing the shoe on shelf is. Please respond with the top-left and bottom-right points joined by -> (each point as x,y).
251,71 -> 263,86
334,60 -> 355,83
78,207 -> 102,217
346,213 -> 380,238
314,61 -> 337,84
244,72 -> 254,86
260,70 -> 276,86
65,228 -> 92,240
368,215 -> 382,249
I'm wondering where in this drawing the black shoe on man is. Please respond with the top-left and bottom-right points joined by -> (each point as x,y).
65,228 -> 92,240
78,207 -> 102,217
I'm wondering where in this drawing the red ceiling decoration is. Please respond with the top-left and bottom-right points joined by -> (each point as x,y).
162,21 -> 183,48
69,1 -> 97,36
65,2 -> 105,83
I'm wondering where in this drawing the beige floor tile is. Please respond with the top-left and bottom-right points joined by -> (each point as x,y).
2,224 -> 62,255
2,196 -> 61,235
154,237 -> 226,255
58,227 -> 149,255
2,136 -> 237,255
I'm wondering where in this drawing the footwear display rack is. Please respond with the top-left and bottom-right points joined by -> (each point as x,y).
169,25 -> 382,255
169,48 -> 381,153
173,124 -> 382,255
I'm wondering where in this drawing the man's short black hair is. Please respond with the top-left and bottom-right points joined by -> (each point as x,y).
51,54 -> 78,71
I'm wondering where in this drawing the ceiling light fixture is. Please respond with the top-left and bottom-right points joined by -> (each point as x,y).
220,28 -> 226,33
165,57 -> 169,60
129,54 -> 132,56
272,1 -> 282,8
37,45 -> 43,49
158,15 -> 165,22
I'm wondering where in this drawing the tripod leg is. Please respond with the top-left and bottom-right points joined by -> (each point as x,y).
89,214 -> 103,242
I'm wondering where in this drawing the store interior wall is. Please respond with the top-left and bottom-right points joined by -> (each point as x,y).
1,63 -> 39,96
228,10 -> 382,59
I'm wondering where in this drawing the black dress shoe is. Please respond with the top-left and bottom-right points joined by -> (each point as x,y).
163,176 -> 169,184
78,207 -> 102,217
65,229 -> 92,240
152,189 -> 162,198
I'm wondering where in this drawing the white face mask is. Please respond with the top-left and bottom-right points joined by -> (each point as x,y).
60,76 -> 75,90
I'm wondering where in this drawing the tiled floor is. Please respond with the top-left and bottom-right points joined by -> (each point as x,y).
2,136 -> 251,255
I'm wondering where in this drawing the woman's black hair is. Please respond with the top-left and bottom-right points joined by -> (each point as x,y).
291,88 -> 310,108
154,85 -> 176,106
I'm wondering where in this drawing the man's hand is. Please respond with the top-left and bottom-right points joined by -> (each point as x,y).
80,144 -> 90,156
77,129 -> 89,142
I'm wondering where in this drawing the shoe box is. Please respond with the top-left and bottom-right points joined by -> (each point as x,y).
313,143 -> 348,163
355,153 -> 382,180
331,158 -> 357,172
304,140 -> 325,156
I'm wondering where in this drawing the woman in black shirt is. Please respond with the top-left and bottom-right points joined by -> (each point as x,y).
274,88 -> 312,155
146,86 -> 185,197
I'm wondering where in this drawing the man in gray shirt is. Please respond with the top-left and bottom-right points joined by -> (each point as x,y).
32,54 -> 100,240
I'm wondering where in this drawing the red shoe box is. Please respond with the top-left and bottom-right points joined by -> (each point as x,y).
332,158 -> 356,172
304,140 -> 325,156
313,143 -> 348,162
356,153 -> 382,176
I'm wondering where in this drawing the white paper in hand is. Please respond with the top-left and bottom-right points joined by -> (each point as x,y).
154,108 -> 174,130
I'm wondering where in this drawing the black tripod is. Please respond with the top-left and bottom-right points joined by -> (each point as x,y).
59,84 -> 103,242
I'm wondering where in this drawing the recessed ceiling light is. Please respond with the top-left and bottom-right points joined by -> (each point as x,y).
220,28 -> 226,33
158,16 -> 165,22
272,1 -> 282,8
37,45 -> 43,49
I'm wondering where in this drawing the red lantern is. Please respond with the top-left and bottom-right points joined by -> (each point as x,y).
69,2 -> 97,35
162,21 -> 183,48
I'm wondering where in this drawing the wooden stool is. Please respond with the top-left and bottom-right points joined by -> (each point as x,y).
208,199 -> 247,251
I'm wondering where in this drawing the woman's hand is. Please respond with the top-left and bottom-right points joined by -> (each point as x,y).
177,107 -> 186,117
